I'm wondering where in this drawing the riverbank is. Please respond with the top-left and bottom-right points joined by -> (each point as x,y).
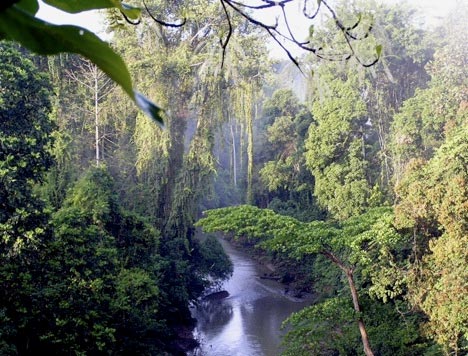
189,237 -> 314,356
171,321 -> 199,355
224,238 -> 314,299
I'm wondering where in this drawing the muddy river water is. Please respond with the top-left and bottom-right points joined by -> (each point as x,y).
189,239 -> 312,356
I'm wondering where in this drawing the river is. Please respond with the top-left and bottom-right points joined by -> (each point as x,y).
188,238 -> 312,356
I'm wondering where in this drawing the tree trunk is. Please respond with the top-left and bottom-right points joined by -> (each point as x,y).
322,251 -> 374,356
345,269 -> 374,356
246,110 -> 253,204
94,69 -> 100,166
246,86 -> 256,205
230,120 -> 237,187
161,111 -> 186,225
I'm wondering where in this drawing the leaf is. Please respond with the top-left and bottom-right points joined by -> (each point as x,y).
43,0 -> 140,19
16,0 -> 39,14
0,6 -> 163,125
135,92 -> 164,127
309,25 -> 314,38
375,44 -> 382,58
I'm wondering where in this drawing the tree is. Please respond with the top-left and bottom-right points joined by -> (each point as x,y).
391,4 -> 467,184
196,205 -> 410,356
107,2 -> 226,320
0,0 -> 163,123
389,12 -> 468,352
33,168 -> 166,353
228,47 -> 269,204
0,41 -> 54,254
256,89 -> 321,221
359,2 -> 431,193
1,0 -> 383,126
0,41 -> 54,353
65,58 -> 115,166
304,67 -> 370,220
395,126 -> 468,355
301,0 -> 435,219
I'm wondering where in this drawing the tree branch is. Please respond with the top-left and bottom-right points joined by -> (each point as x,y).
143,0 -> 186,28
220,0 -> 233,69
139,0 -> 380,68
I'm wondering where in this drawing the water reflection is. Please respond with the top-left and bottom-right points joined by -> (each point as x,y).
190,239 -> 311,356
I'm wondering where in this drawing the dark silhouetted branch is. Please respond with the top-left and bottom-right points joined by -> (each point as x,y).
140,0 -> 380,68
220,0 -> 233,68
143,0 -> 186,28
121,10 -> 141,25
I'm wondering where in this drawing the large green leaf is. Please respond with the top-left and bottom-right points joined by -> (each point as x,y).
0,5 -> 163,125
43,0 -> 140,19
16,0 -> 39,14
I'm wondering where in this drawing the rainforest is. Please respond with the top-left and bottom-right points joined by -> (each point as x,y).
0,0 -> 467,355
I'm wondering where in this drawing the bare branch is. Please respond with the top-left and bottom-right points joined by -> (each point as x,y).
303,0 -> 321,20
223,0 -> 278,30
120,10 -> 141,25
228,0 -> 293,10
138,0 -> 379,68
143,0 -> 186,28
220,0 -> 233,69
266,28 -> 304,74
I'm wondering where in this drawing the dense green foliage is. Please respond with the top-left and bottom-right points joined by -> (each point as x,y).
257,89 -> 323,221
0,38 -> 232,353
1,0 -> 467,355
0,43 -> 55,353
196,205 -> 425,354
0,42 -> 54,254
0,0 -> 163,123
196,2 -> 467,355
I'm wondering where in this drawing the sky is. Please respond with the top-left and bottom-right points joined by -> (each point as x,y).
37,0 -> 462,29
36,0 -> 464,58
37,1 -> 105,35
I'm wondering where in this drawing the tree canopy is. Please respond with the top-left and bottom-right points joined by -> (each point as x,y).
0,0 -> 383,125
1,0 -> 466,354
